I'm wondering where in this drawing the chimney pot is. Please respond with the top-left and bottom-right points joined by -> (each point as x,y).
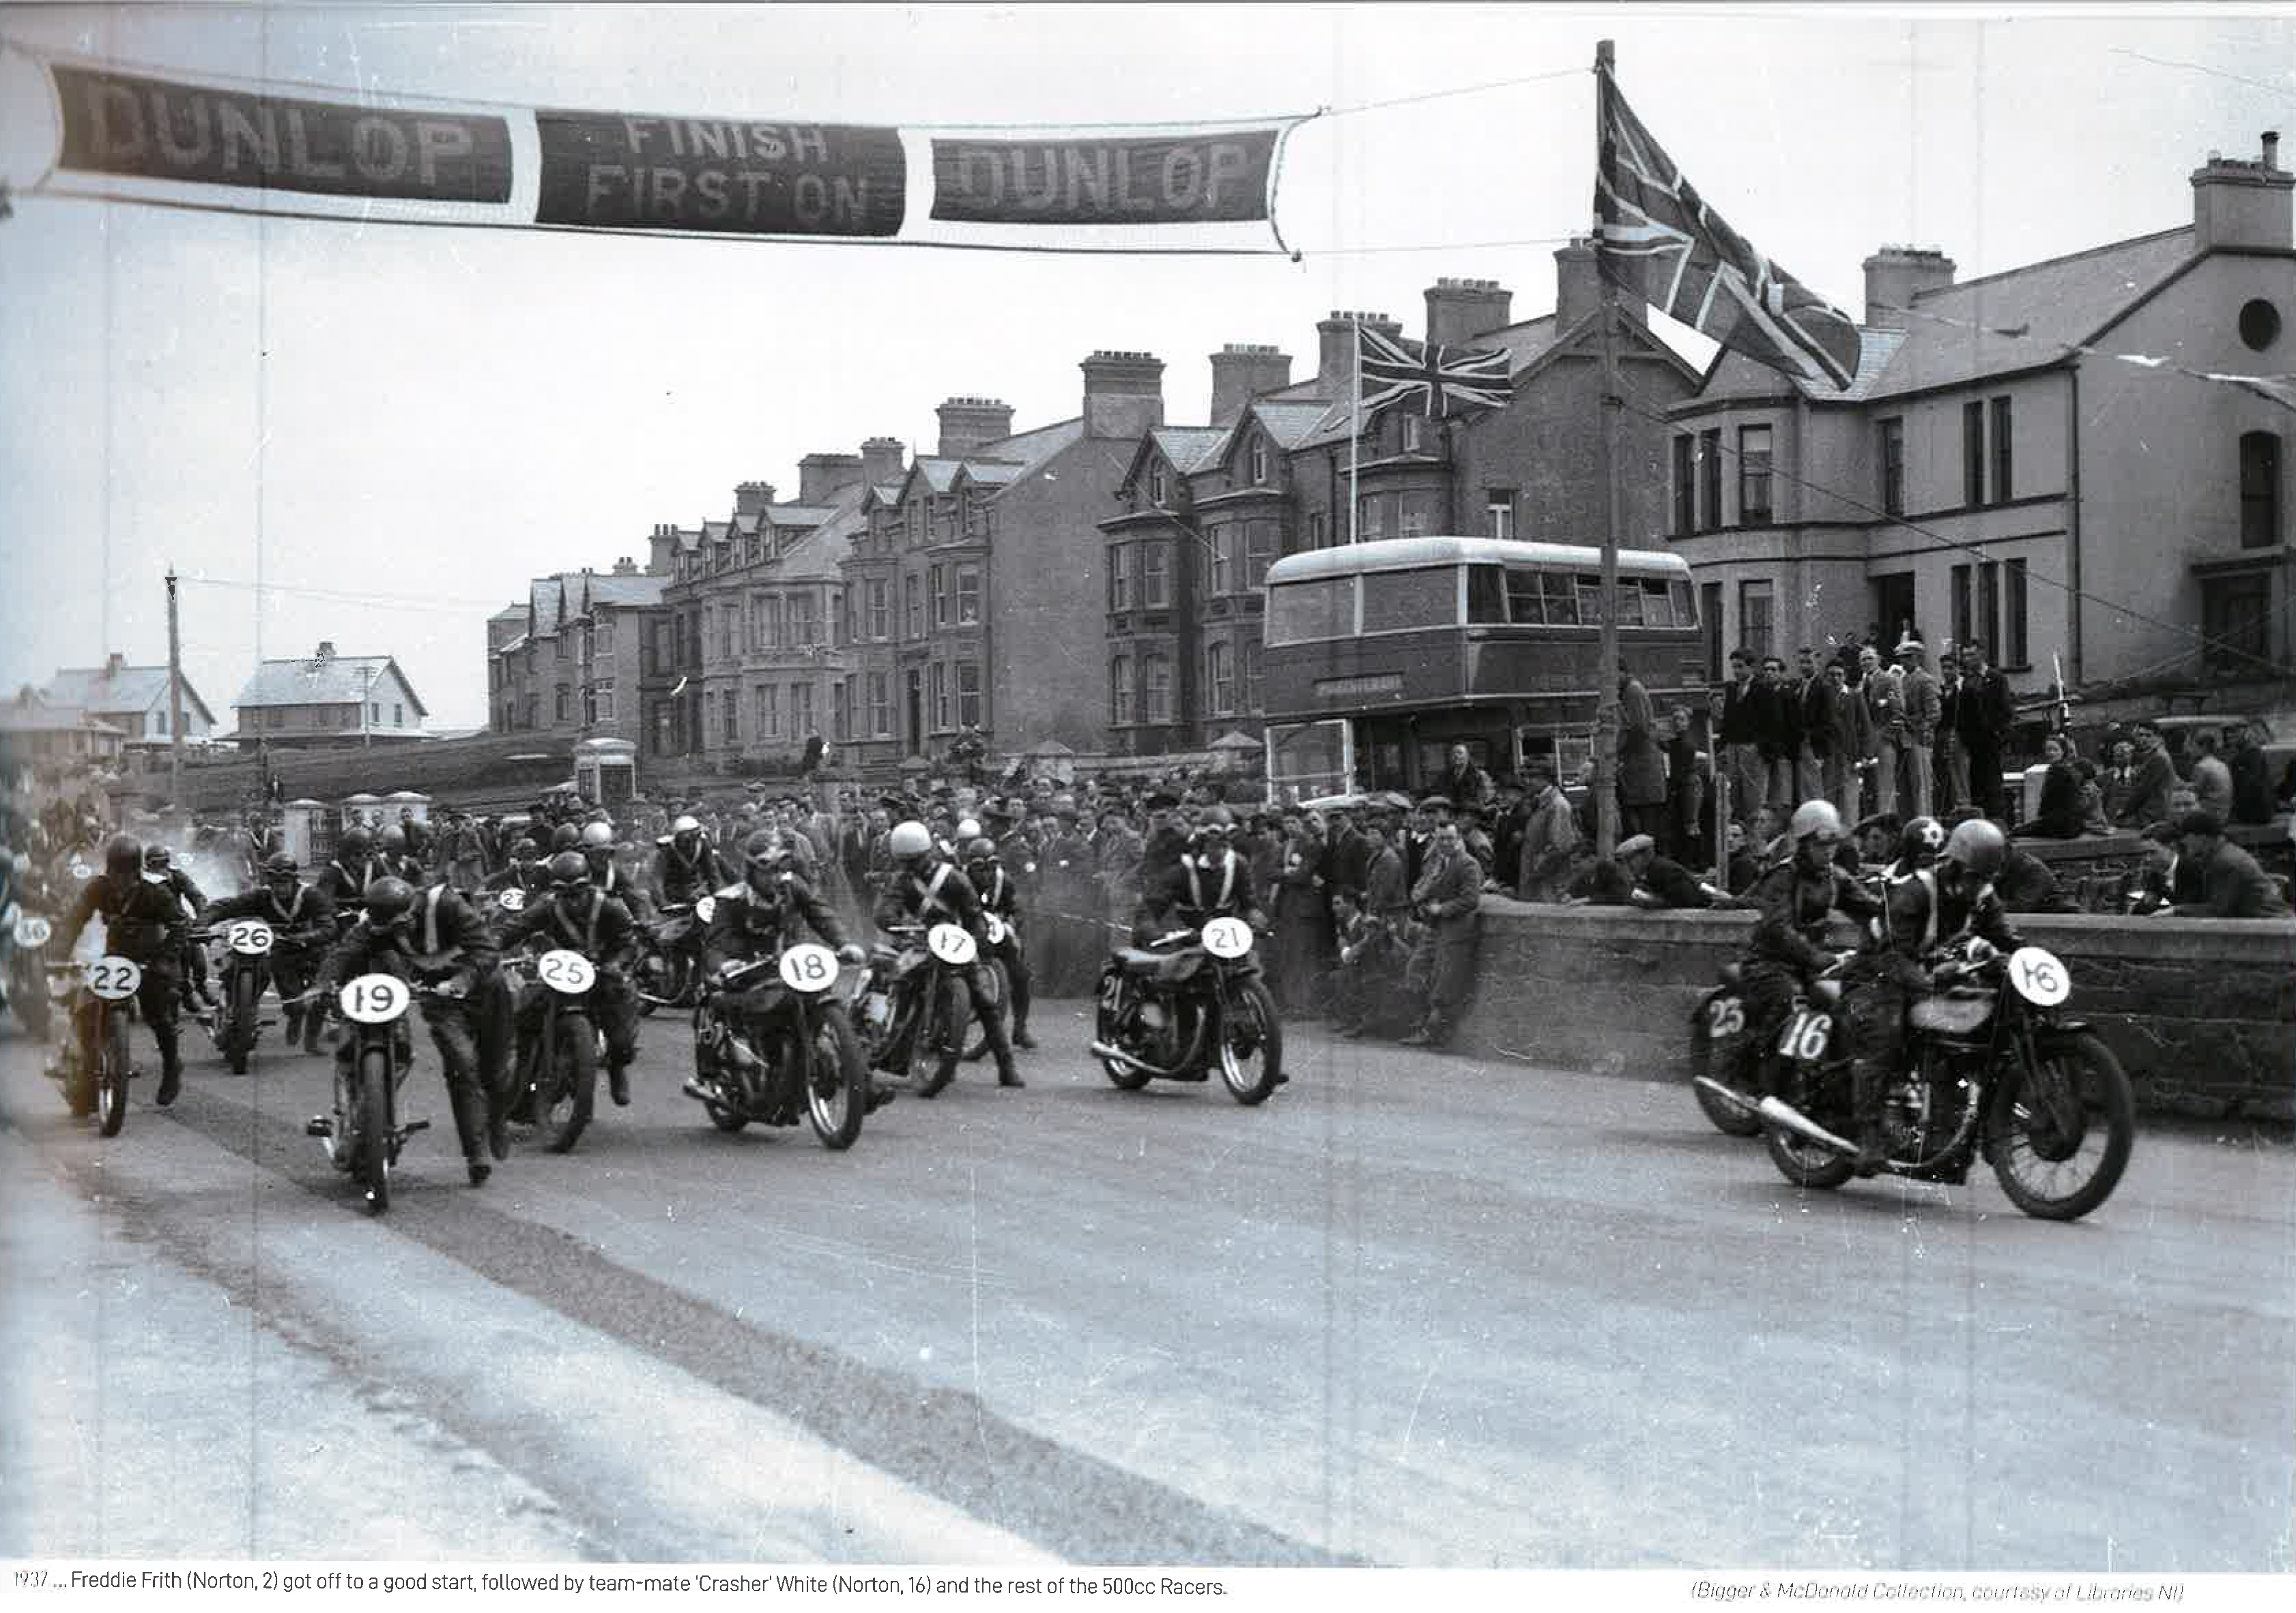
2266,131 -> 2282,168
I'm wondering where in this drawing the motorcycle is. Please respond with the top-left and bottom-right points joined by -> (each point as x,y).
8,905 -> 55,1041
1696,939 -> 2136,1221
687,941 -> 872,1148
1089,916 -> 1284,1105
846,920 -> 984,1099
635,897 -> 713,1016
306,970 -> 435,1214
193,917 -> 281,1074
44,955 -> 144,1137
1686,961 -> 1766,1137
508,948 -> 607,1153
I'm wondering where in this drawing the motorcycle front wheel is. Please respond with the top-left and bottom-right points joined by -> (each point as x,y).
806,1004 -> 868,1150
226,970 -> 258,1074
1218,978 -> 1284,1106
97,1008 -> 130,1137
541,1017 -> 597,1154
1988,1030 -> 2135,1222
357,1046 -> 392,1213
13,956 -> 52,1041
916,972 -> 963,1098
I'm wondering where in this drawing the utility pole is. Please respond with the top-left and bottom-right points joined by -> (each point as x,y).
166,566 -> 186,809
1591,38 -> 1624,860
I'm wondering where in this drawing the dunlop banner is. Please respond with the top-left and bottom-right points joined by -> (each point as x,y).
928,128 -> 1282,226
535,110 -> 906,236
51,63 -> 513,203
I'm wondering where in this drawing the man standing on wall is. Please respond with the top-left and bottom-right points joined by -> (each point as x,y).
1895,637 -> 1940,820
1794,646 -> 1837,808
1717,650 -> 1766,830
1957,643 -> 2015,821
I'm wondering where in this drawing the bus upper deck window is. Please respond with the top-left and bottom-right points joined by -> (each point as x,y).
1466,565 -> 1508,624
1504,568 -> 1543,624
1671,579 -> 1697,626
1361,566 -> 1459,632
1542,571 -> 1579,624
1637,578 -> 1674,628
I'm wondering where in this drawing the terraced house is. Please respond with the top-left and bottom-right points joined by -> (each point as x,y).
1099,250 -> 1697,755
488,560 -> 669,745
837,354 -> 1167,771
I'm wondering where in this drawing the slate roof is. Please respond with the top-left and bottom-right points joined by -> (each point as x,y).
764,502 -> 840,527
1796,226 -> 2200,403
234,654 -> 428,717
1149,426 -> 1232,476
43,664 -> 216,725
0,697 -> 124,736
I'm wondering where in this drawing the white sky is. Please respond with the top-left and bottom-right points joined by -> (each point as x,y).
2,2 -> 2291,731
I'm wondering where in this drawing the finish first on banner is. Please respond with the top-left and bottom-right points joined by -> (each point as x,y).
3,46 -> 1302,250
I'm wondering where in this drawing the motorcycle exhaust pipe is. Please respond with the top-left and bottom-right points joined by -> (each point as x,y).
1755,1096 -> 1857,1156
1691,1076 -> 1761,1121
1089,1041 -> 1183,1081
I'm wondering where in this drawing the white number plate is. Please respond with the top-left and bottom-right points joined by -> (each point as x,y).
984,913 -> 1007,946
2007,946 -> 2070,1006
87,956 -> 142,1000
497,886 -> 526,912
1706,994 -> 1745,1038
339,972 -> 409,1025
226,919 -> 274,956
1777,1010 -> 1833,1062
1202,916 -> 1254,959
778,942 -> 839,993
694,895 -> 716,924
539,948 -> 597,995
68,859 -> 93,882
927,922 -> 977,966
14,915 -> 52,948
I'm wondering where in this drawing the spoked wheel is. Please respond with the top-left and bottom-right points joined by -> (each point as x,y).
226,972 -> 258,1074
1761,1124 -> 1854,1191
96,1009 -> 130,1137
356,1046 -> 392,1214
960,959 -> 1008,1060
1689,1014 -> 1763,1137
1096,979 -> 1151,1091
916,975 -> 962,1099
1218,978 -> 1284,1106
542,1019 -> 597,1154
805,1005 -> 869,1150
1988,1032 -> 2135,1222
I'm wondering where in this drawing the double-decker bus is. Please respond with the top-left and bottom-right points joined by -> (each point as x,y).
1261,535 -> 1707,802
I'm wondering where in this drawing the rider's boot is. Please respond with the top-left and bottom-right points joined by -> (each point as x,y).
988,1013 -> 1024,1088
300,1008 -> 324,1055
609,1060 -> 631,1107
154,1055 -> 183,1107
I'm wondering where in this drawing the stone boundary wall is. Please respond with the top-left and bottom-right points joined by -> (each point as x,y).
1452,900 -> 2296,1124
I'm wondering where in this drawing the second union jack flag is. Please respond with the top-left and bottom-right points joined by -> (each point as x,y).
1357,323 -> 1513,422
1594,69 -> 1863,391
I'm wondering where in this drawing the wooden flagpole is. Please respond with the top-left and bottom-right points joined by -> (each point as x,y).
1592,39 -> 1622,860
1348,316 -> 1361,547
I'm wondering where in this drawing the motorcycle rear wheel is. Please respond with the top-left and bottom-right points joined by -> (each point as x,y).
1762,1122 -> 1854,1191
357,1046 -> 392,1214
1689,1014 -> 1762,1137
97,1009 -> 130,1137
806,1005 -> 868,1150
1988,1031 -> 2134,1223
1218,978 -> 1284,1106
1096,980 -> 1151,1090
542,1019 -> 597,1154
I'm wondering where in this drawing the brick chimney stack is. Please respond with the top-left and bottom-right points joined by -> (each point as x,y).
1424,276 -> 1513,347
2191,131 -> 2294,251
1861,246 -> 1957,329
1207,343 -> 1292,424
1081,351 -> 1166,439
1316,310 -> 1403,395
936,398 -> 1015,458
646,521 -> 680,576
797,452 -> 865,505
859,437 -> 906,486
734,481 -> 775,517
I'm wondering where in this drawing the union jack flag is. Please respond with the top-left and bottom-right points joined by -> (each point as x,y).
1356,323 -> 1513,422
1594,69 -> 1863,391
